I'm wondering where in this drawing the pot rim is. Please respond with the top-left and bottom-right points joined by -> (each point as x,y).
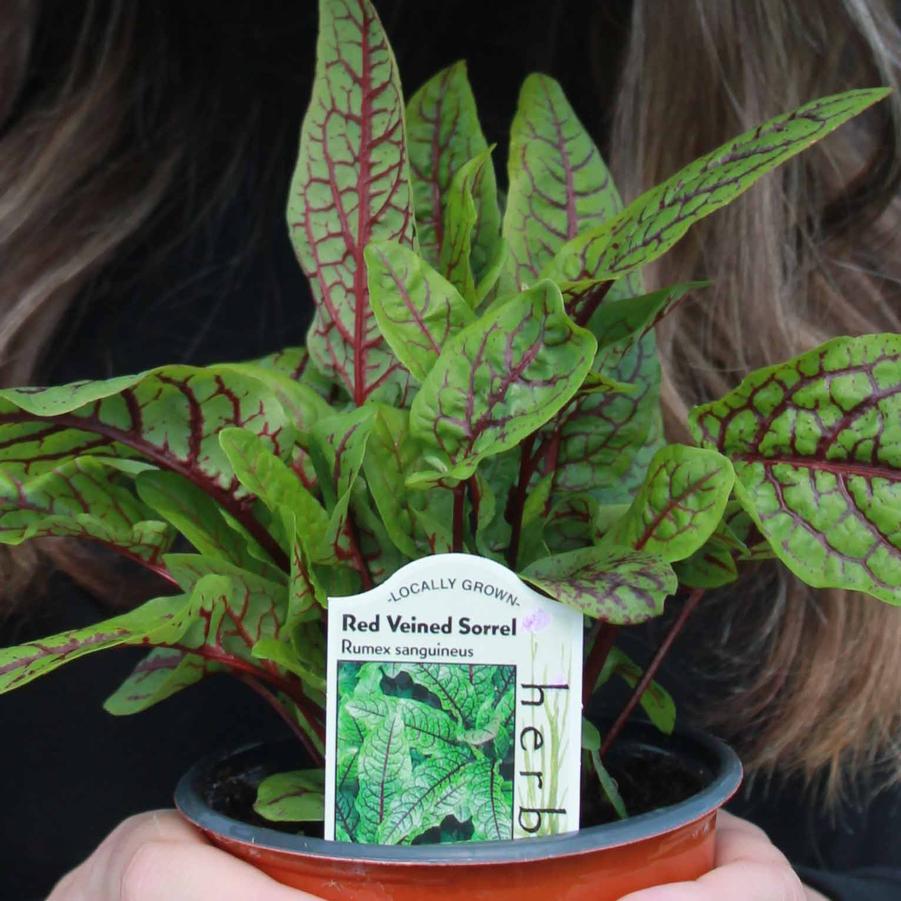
175,723 -> 742,867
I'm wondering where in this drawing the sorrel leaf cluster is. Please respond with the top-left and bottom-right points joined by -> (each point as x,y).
336,662 -> 515,844
0,0 -> 897,832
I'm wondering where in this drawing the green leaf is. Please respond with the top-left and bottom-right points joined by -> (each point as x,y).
136,471 -> 275,576
581,717 -> 601,752
0,458 -> 173,565
595,647 -> 676,735
439,148 -> 503,303
384,663 -> 480,725
589,282 -> 708,369
346,696 -> 464,755
601,445 -> 735,563
338,703 -> 367,751
0,595 -> 187,693
219,427 -> 330,557
517,472 -> 554,567
589,749 -> 627,820
288,531 -> 323,627
254,770 -> 325,822
552,308 -> 664,502
361,406 -> 422,557
410,280 -> 597,482
161,553 -> 280,591
104,649 -> 209,716
547,89 -> 890,289
253,634 -> 326,694
406,61 -> 493,269
336,789 -> 360,842
309,407 -> 375,563
690,334 -> 901,604
522,545 -> 677,624
468,760 -> 513,840
184,571 -> 288,649
365,242 -> 475,382
473,682 -> 516,757
225,361 -> 331,438
0,365 -> 297,494
504,74 -> 621,289
544,494 -> 601,553
349,488 -> 406,584
673,524 -> 743,589
354,711 -> 412,841
167,570 -> 321,748
377,749 -> 472,844
288,0 -> 415,405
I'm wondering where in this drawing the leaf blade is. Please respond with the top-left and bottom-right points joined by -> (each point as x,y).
288,0 -> 416,404
365,242 -> 475,382
547,89 -> 890,287
522,545 -> 677,624
504,74 -> 621,288
690,334 -> 901,603
601,445 -> 735,563
410,280 -> 597,481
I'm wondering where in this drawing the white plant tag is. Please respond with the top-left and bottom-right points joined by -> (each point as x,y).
324,553 -> 583,845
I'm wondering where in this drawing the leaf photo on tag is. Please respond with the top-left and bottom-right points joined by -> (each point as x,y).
334,660 -> 515,844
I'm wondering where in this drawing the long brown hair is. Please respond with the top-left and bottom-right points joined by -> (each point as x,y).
612,0 -> 901,793
1,0 -> 899,792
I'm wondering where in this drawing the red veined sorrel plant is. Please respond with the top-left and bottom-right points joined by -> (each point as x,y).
0,0 -> 898,836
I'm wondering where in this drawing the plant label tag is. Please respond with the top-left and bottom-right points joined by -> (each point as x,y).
324,553 -> 583,845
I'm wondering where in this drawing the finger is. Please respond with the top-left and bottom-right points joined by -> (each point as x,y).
713,811 -> 788,868
49,811 -> 205,900
617,812 -> 807,901
120,839 -> 323,901
617,859 -> 808,901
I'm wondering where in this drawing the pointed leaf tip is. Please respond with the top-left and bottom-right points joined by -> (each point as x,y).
290,0 -> 415,405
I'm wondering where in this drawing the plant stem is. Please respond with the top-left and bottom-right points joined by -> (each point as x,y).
466,477 -> 481,538
600,588 -> 705,758
582,622 -> 620,707
170,643 -> 326,752
452,482 -> 466,552
237,674 -> 324,766
573,281 -> 613,328
346,516 -> 373,590
505,434 -> 537,568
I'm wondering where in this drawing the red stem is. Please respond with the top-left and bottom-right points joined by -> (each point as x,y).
600,588 -> 705,758
141,560 -> 180,587
582,622 -> 620,707
573,281 -> 613,328
452,483 -> 466,553
237,674 -> 324,766
505,434 -> 537,568
169,643 -> 325,750
466,477 -> 481,538
346,516 -> 373,591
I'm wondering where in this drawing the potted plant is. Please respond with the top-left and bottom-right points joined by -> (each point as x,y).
0,0 -> 897,898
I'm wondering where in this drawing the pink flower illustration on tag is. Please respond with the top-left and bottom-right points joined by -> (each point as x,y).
521,608 -> 551,633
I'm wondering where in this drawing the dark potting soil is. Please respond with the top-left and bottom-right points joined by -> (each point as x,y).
581,743 -> 709,828
203,738 -> 709,840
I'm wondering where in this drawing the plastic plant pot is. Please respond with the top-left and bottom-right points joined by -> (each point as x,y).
175,724 -> 742,901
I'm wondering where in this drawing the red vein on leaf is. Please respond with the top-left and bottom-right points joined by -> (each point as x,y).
10,411 -> 291,572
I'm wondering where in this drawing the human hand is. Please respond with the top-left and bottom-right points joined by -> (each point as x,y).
48,809 -> 324,900
618,812 -> 828,901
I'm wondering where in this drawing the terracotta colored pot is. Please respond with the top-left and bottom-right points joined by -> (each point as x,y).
176,725 -> 742,901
